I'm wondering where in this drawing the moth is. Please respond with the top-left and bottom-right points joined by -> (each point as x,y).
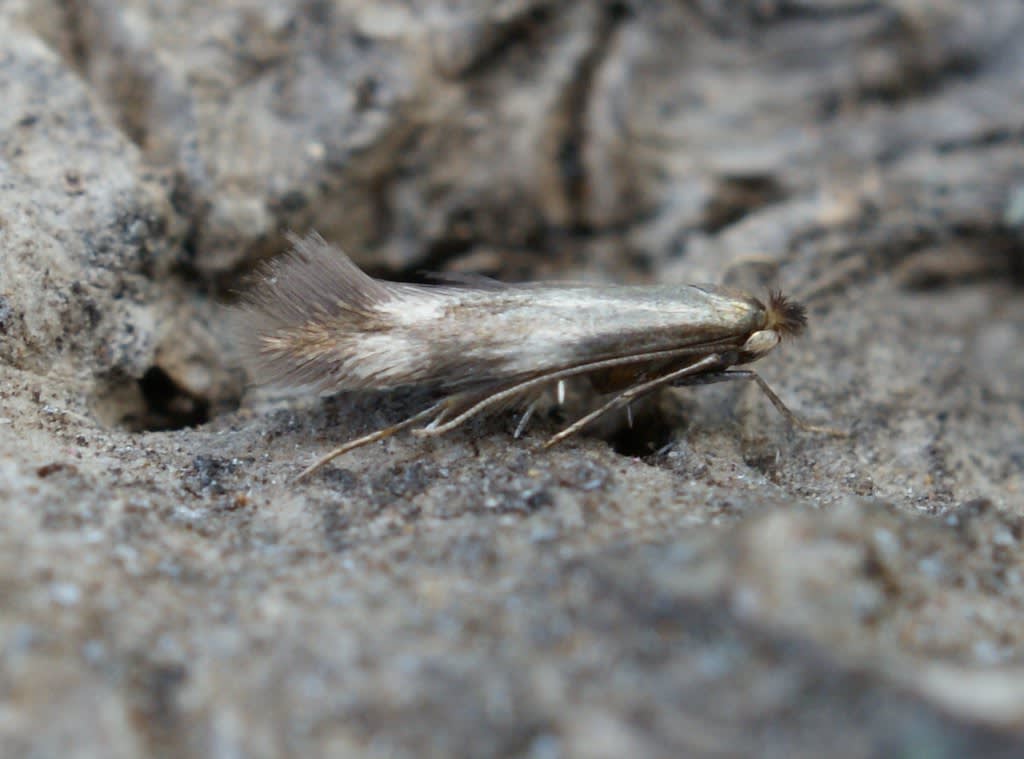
240,233 -> 841,480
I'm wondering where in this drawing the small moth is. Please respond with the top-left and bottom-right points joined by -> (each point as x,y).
240,233 -> 841,479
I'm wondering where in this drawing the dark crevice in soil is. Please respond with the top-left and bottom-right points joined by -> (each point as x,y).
403,235 -> 482,282
125,657 -> 190,758
681,0 -> 879,38
853,11 -> 988,106
445,5 -> 556,79
132,366 -> 210,432
894,234 -> 1024,291
701,173 -> 787,234
556,2 -> 631,232
55,1 -> 154,148
935,127 -> 1024,155
55,0 -> 89,75
756,1 -> 881,24
391,3 -> 637,280
609,413 -> 675,458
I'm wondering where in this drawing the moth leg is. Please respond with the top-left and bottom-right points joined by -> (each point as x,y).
542,354 -> 729,449
419,342 -> 740,438
422,405 -> 452,432
514,398 -> 540,439
673,370 -> 847,436
413,387 -> 543,441
295,400 -> 447,481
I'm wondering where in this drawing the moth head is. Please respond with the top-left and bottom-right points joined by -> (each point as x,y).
738,291 -> 807,362
764,290 -> 807,340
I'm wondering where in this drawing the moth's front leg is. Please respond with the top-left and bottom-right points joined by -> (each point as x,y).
672,370 -> 845,436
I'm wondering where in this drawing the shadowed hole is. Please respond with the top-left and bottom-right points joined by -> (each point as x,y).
604,403 -> 676,458
130,367 -> 210,431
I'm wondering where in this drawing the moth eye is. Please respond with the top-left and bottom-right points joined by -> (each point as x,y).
741,329 -> 780,356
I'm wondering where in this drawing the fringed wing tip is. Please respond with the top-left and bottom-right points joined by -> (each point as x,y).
229,292 -> 313,390
232,233 -> 390,390
766,289 -> 807,339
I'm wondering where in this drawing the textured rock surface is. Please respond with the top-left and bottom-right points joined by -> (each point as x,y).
2,1 -> 1024,756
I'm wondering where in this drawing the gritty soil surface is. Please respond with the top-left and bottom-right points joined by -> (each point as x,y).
2,2 -> 1024,757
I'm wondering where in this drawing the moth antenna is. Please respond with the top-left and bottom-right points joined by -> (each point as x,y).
765,290 -> 807,339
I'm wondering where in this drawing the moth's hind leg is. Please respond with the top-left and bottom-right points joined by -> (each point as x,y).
514,397 -> 540,439
295,400 -> 448,481
672,370 -> 846,436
